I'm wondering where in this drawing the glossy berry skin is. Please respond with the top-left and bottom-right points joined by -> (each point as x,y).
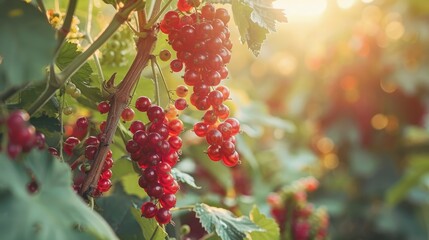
156,207 -> 172,224
174,98 -> 187,111
147,105 -> 165,122
135,96 -> 152,112
121,107 -> 135,122
76,117 -> 88,129
160,193 -> 177,209
141,201 -> 158,218
97,101 -> 110,114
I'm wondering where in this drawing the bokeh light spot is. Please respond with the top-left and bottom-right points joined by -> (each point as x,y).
371,113 -> 389,130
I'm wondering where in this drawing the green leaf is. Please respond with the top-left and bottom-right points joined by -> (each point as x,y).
122,174 -> 148,199
7,82 -> 60,118
246,206 -> 280,240
171,168 -> 201,189
243,0 -> 287,31
130,207 -> 168,240
0,150 -> 118,240
231,0 -> 269,56
194,203 -> 264,240
96,188 -> 145,240
0,1 -> 56,90
386,155 -> 429,206
56,42 -> 103,104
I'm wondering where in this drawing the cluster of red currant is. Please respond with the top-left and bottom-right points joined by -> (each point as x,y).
60,115 -> 113,196
0,110 -> 45,159
267,177 -> 328,240
118,96 -> 183,224
160,2 -> 240,166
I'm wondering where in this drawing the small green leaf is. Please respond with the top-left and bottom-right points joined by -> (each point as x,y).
231,0 -> 269,56
243,0 -> 287,31
172,168 -> 201,189
56,42 -> 103,104
0,1 -> 56,90
130,207 -> 168,240
246,206 -> 280,240
0,150 -> 118,240
7,82 -> 60,118
194,203 -> 264,240
96,188 -> 146,239
122,174 -> 148,199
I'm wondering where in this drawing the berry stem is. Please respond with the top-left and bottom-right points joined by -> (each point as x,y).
85,0 -> 105,83
170,205 -> 195,211
153,57 -> 173,102
150,56 -> 162,105
80,20 -> 159,198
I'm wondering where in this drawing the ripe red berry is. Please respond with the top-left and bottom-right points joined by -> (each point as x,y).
206,129 -> 223,146
160,193 -> 177,209
141,202 -> 158,218
193,122 -> 209,137
135,96 -> 152,112
177,0 -> 193,12
222,151 -> 239,167
97,101 -> 110,114
121,107 -> 135,122
76,117 -> 89,129
147,105 -> 165,122
85,145 -> 98,160
174,98 -> 187,110
170,59 -> 184,72
129,120 -> 145,134
155,207 -> 172,224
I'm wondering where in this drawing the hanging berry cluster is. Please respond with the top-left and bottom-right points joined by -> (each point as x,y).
120,96 -> 182,224
267,177 -> 329,240
160,2 -> 240,167
0,110 -> 46,159
61,116 -> 114,196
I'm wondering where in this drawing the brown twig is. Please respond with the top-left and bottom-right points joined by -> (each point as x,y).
79,9 -> 159,198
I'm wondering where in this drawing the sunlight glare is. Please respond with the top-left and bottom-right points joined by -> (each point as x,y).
274,0 -> 327,18
337,0 -> 356,9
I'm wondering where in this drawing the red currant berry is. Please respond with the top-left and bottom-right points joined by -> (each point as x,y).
121,107 -> 135,122
155,207 -> 172,224
136,96 -> 152,112
141,202 -> 158,218
174,98 -> 188,111
193,122 -> 209,137
170,59 -> 184,72
76,117 -> 89,129
206,129 -> 223,146
160,193 -> 177,209
129,120 -> 145,134
97,101 -> 110,114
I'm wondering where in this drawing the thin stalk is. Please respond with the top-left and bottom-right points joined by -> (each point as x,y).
85,0 -> 105,82
150,56 -> 161,105
149,226 -> 159,240
153,57 -> 173,102
59,87 -> 65,161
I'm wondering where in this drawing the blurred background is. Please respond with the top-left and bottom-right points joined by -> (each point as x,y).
221,0 -> 429,239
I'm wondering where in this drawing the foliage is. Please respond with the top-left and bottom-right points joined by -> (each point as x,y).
0,150 -> 117,240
